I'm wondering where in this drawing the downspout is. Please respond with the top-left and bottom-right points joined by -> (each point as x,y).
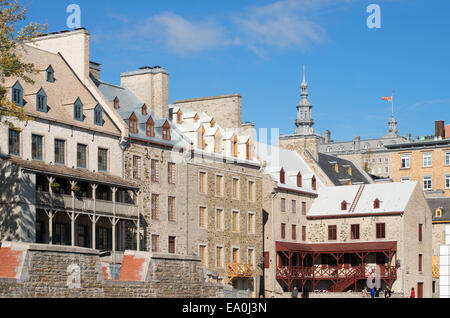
401,212 -> 406,297
271,190 -> 276,298
185,148 -> 192,255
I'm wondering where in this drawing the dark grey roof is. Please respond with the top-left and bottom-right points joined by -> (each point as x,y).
317,153 -> 371,186
427,197 -> 450,222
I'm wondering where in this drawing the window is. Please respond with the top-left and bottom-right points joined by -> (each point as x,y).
435,208 -> 443,218
445,175 -> 450,189
46,65 -> 55,83
141,104 -> 147,116
8,129 -> 20,156
216,208 -> 224,231
311,176 -> 317,190
247,248 -> 254,267
216,246 -> 223,268
248,212 -> 255,234
129,114 -> 138,133
168,163 -> 176,184
77,144 -> 87,168
168,196 -> 176,222
94,104 -> 103,126
231,135 -> 238,157
376,223 -> 386,239
373,199 -> 380,209
74,98 -> 83,121
280,168 -> 285,184
96,227 -> 111,250
302,202 -> 307,215
446,151 -> 450,166
31,134 -> 43,160
151,160 -> 160,183
197,126 -> 205,150
246,139 -> 253,160
401,177 -> 410,183
418,224 -> 423,242
341,201 -> 347,211
291,200 -> 297,213
423,176 -> 432,191
281,198 -> 286,212
199,245 -> 207,267
418,254 -> 423,272
292,225 -> 297,241
232,178 -> 240,200
302,226 -> 306,241
423,152 -> 432,167
132,156 -> 141,180
281,223 -> 286,239
36,88 -> 47,112
297,172 -> 302,187
151,194 -> 159,220
351,224 -> 360,240
328,225 -> 337,240
177,110 -> 183,124
215,175 -> 224,196
54,223 -> 70,246
168,236 -> 176,254
232,210 -> 240,232
199,172 -> 207,194
54,139 -> 65,164
151,235 -> 160,252
401,154 -> 410,169
113,97 -> 120,110
146,117 -> 155,137
162,121 -> 171,141
199,207 -> 207,229
11,81 -> 23,106
248,181 -> 255,202
98,148 -> 108,172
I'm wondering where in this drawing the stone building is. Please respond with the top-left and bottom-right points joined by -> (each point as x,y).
0,31 -> 140,263
274,181 -> 432,297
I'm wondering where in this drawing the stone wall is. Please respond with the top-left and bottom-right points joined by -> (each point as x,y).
0,242 -> 222,298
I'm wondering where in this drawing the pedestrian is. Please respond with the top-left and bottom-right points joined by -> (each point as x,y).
385,287 -> 392,298
291,286 -> 299,298
410,288 -> 415,298
370,286 -> 376,298
375,288 -> 380,297
304,287 -> 309,298
361,288 -> 368,298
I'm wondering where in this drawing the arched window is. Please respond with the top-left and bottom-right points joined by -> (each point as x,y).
36,88 -> 47,113
177,109 -> 183,124
162,121 -> 171,141
141,104 -> 148,116
46,65 -> 55,83
94,104 -> 103,126
312,175 -> 317,190
297,172 -> 302,187
341,201 -> 347,211
114,97 -> 120,110
12,81 -> 23,107
280,168 -> 285,184
74,98 -> 83,121
373,199 -> 380,209
129,113 -> 138,133
146,116 -> 154,137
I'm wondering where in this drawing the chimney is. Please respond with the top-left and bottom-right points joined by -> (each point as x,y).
120,66 -> 169,119
435,120 -> 445,139
406,133 -> 412,142
89,61 -> 101,80
324,130 -> 331,144
26,29 -> 90,82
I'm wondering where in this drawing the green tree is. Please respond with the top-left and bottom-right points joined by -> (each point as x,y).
0,0 -> 46,129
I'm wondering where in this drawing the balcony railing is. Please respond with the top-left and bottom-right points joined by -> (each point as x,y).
226,263 -> 254,283
35,191 -> 138,219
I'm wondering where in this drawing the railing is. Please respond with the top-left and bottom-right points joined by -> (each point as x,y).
35,191 -> 138,219
227,263 -> 254,282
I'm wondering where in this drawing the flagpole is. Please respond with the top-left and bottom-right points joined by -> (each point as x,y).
391,91 -> 395,117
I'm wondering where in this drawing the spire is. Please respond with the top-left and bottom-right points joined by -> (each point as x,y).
295,65 -> 314,135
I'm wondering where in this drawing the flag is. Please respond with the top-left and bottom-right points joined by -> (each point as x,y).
382,96 -> 392,102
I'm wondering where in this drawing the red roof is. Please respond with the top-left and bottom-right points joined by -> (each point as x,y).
276,241 -> 397,253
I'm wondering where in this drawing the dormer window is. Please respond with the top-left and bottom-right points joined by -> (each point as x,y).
334,163 -> 339,173
297,172 -> 302,187
114,97 -> 120,110
231,135 -> 238,157
312,175 -> 317,190
373,199 -> 380,209
94,104 -> 103,126
162,121 -> 171,141
210,119 -> 215,128
36,88 -> 47,113
197,126 -> 205,150
246,139 -> 253,160
141,104 -> 148,116
129,113 -> 138,133
280,168 -> 285,184
12,81 -> 23,107
177,109 -> 183,124
146,116 -> 154,137
435,208 -> 442,218
46,65 -> 55,83
74,98 -> 83,121
194,114 -> 199,122
348,167 -> 352,176
341,201 -> 347,211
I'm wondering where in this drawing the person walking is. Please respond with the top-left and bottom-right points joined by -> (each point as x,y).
410,288 -> 415,298
384,287 -> 392,298
361,288 -> 368,298
370,286 -> 376,298
291,286 -> 299,298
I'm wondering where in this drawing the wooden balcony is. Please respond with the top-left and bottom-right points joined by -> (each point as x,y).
226,263 -> 254,283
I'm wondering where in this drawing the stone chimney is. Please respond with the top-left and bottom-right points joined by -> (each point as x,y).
120,66 -> 169,119
406,133 -> 412,142
26,29 -> 90,82
324,130 -> 331,144
435,120 -> 445,139
89,61 -> 101,80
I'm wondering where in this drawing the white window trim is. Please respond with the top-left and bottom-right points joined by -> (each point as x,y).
248,179 -> 256,202
247,211 -> 256,234
401,154 -> 411,169
232,177 -> 241,200
215,244 -> 224,269
215,173 -> 224,197
422,152 -> 432,168
231,209 -> 240,233
247,247 -> 255,267
231,246 -> 240,265
198,170 -> 208,195
423,176 -> 432,191
445,175 -> 450,189
215,207 -> 225,232
199,205 -> 208,230
445,151 -> 450,166
198,243 -> 208,268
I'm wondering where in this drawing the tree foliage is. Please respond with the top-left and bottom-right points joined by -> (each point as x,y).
0,0 -> 46,128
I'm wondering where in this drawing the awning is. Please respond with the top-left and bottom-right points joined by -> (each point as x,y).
276,241 -> 397,254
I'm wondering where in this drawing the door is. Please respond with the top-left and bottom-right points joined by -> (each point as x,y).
417,282 -> 423,298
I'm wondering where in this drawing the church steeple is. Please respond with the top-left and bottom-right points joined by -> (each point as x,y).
295,65 -> 315,135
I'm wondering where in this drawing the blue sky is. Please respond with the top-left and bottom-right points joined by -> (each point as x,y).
21,0 -> 450,142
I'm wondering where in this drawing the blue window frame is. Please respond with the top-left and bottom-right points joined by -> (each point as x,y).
12,81 -> 23,106
94,104 -> 103,126
8,129 -> 20,156
46,65 -> 55,83
36,88 -> 47,112
74,98 -> 83,121
32,134 -> 43,160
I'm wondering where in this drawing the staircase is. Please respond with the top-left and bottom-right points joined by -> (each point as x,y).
349,184 -> 365,212
327,273 -> 359,292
